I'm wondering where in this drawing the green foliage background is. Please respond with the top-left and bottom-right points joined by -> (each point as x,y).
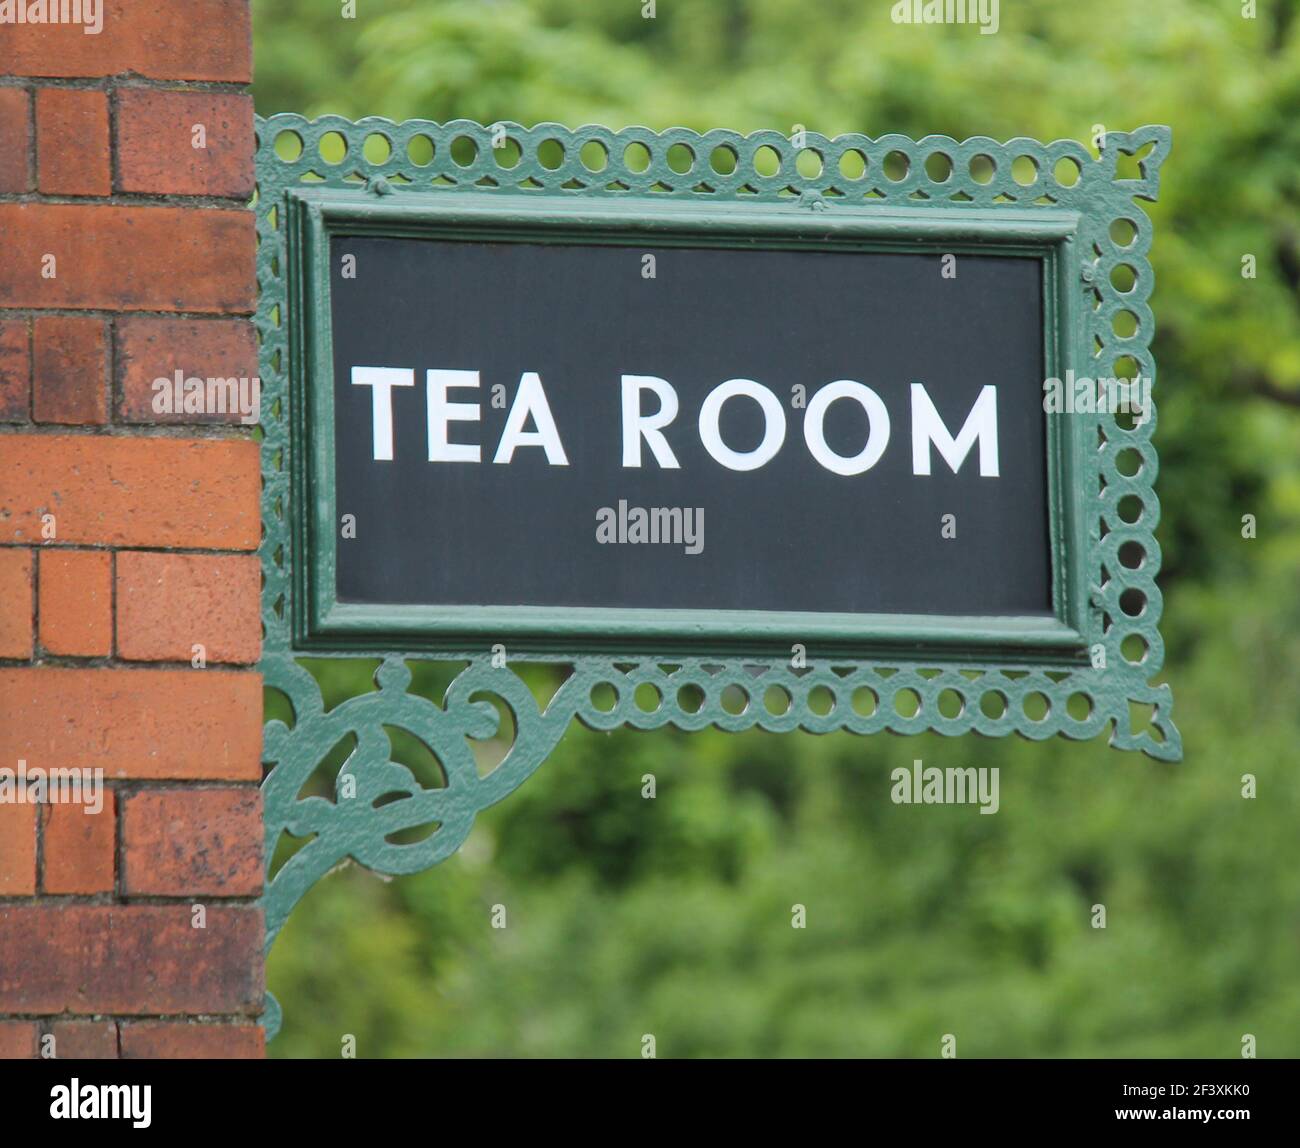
251,0 -> 1300,1057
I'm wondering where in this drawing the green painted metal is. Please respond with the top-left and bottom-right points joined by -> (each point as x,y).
254,115 -> 1180,1039
290,189 -> 1089,659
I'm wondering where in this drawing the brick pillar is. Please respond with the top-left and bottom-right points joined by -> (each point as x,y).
0,2 -> 264,1059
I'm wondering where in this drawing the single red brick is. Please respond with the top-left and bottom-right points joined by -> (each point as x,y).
0,319 -> 31,422
50,1021 -> 118,1060
38,549 -> 113,656
0,905 -> 264,1015
117,552 -> 260,664
35,88 -> 111,197
116,89 -> 254,198
120,1022 -> 263,1059
0,548 -> 34,658
0,1021 -> 39,1060
0,204 -> 255,313
0,434 -> 260,548
43,789 -> 117,895
117,317 -> 259,424
2,1 -> 252,82
0,87 -> 32,193
0,802 -> 37,895
0,667 -> 263,781
32,315 -> 108,425
124,789 -> 261,896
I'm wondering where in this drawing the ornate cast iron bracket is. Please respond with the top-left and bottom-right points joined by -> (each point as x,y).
255,116 -> 1179,1039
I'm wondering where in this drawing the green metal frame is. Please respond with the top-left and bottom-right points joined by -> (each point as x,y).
293,190 -> 1088,659
255,115 -> 1180,1039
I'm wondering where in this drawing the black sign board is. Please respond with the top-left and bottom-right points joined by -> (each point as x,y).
288,190 -> 1089,658
326,234 -> 1054,628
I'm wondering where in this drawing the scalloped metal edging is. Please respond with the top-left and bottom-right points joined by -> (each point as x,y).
254,116 -> 1180,1039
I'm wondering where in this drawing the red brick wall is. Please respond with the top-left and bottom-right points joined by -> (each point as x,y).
0,1 -> 264,1059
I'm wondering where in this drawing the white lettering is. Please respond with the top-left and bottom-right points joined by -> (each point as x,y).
351,366 -> 414,461
621,374 -> 680,469
493,372 -> 568,465
426,369 -> 481,463
802,380 -> 891,475
911,383 -> 999,476
698,378 -> 786,472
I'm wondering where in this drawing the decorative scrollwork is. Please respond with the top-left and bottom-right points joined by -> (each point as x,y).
255,116 -> 1180,1038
